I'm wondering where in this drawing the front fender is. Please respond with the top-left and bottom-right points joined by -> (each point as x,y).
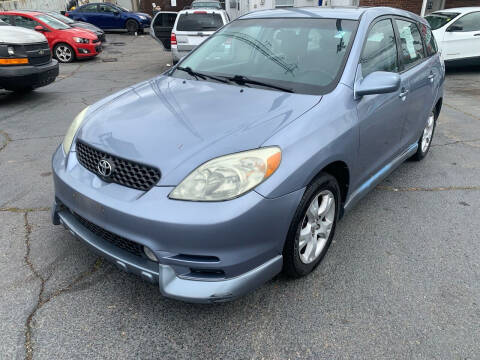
256,84 -> 358,199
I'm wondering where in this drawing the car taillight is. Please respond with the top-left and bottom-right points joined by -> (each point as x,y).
171,32 -> 177,45
65,12 -> 69,16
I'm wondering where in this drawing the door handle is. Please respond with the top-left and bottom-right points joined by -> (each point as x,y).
474,33 -> 480,36
399,89 -> 409,100
427,74 -> 435,83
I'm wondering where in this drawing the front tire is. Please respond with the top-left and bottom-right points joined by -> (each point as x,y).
283,173 -> 340,278
126,19 -> 139,34
411,110 -> 436,161
54,43 -> 75,63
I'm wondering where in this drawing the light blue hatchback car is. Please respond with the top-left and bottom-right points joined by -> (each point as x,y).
52,7 -> 444,303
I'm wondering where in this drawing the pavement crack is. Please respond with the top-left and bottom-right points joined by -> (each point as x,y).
0,207 -> 50,213
21,211 -> 102,360
444,103 -> 480,122
431,138 -> 480,147
11,135 -> 64,142
377,185 -> 480,192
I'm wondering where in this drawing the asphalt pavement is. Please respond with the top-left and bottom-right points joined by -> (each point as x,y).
1,34 -> 479,359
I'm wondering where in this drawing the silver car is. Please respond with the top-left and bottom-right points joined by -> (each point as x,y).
170,9 -> 229,63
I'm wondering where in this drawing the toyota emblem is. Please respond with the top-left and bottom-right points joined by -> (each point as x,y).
98,159 -> 113,177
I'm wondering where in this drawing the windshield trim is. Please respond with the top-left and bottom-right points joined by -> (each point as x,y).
171,17 -> 359,96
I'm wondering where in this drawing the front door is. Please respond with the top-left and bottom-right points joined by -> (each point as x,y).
97,4 -> 123,29
152,12 -> 177,49
442,11 -> 480,61
355,18 -> 406,186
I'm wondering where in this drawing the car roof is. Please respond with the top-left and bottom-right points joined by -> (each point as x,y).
240,6 -> 425,22
432,7 -> 480,15
0,10 -> 43,16
178,8 -> 226,14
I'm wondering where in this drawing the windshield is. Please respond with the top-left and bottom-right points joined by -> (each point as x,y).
173,18 -> 357,94
35,14 -> 70,29
47,12 -> 74,24
425,12 -> 459,30
176,13 -> 223,31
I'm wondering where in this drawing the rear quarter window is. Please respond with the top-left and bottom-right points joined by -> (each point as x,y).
176,13 -> 223,31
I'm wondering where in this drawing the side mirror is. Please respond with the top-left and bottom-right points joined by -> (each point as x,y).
355,71 -> 400,97
446,24 -> 462,32
34,25 -> 47,32
113,10 -> 120,15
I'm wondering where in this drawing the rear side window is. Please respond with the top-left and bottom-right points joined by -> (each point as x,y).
361,19 -> 398,77
79,4 -> 98,13
176,13 -> 223,31
419,23 -> 437,56
395,19 -> 425,69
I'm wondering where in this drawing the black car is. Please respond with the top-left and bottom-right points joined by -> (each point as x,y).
42,10 -> 106,42
0,19 -> 59,91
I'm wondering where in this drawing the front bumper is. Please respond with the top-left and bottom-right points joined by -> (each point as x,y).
52,145 -> 303,302
0,59 -> 59,90
75,42 -> 102,58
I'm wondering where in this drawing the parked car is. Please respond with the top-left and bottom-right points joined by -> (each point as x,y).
150,11 -> 177,50
66,3 -> 151,34
41,10 -> 106,43
425,7 -> 480,64
0,19 -> 59,91
0,11 -> 101,63
52,7 -> 444,303
170,9 -> 229,63
191,0 -> 222,9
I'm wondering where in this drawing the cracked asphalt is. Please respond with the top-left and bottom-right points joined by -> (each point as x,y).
1,34 -> 479,359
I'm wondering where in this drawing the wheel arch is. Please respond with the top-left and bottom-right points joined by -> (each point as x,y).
434,97 -> 442,118
308,160 -> 350,218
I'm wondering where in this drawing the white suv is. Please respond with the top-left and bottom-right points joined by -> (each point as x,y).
171,9 -> 229,64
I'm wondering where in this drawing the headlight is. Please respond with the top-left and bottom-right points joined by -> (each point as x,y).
62,107 -> 89,154
169,147 -> 281,201
7,46 -> 14,56
138,15 -> 147,20
73,37 -> 89,44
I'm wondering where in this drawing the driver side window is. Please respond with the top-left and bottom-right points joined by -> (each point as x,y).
14,16 -> 40,30
80,4 -> 98,13
449,12 -> 480,32
361,19 -> 399,77
99,4 -> 116,13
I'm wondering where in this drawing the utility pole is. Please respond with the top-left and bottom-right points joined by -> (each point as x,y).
131,0 -> 138,11
420,0 -> 427,16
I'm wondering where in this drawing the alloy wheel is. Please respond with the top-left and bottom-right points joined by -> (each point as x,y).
56,45 -> 73,63
421,112 -> 435,153
298,190 -> 335,264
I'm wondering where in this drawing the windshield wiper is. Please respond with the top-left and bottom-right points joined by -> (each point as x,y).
226,75 -> 294,93
176,66 -> 229,84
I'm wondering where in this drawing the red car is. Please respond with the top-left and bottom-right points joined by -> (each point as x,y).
0,11 -> 102,63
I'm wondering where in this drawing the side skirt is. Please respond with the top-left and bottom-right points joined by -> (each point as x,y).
343,143 -> 418,213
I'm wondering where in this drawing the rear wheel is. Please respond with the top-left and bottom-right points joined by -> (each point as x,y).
54,43 -> 75,63
411,110 -> 436,161
283,173 -> 340,278
126,19 -> 139,34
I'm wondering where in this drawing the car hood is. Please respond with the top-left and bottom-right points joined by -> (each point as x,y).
78,76 -> 320,186
0,26 -> 46,44
61,27 -> 97,39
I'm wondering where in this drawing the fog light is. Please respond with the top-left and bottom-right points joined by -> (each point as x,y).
143,246 -> 158,262
7,46 -> 14,55
78,48 -> 90,54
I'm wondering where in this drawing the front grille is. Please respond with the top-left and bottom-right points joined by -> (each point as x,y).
29,54 -> 51,66
73,212 -> 144,258
25,42 -> 51,66
76,140 -> 161,191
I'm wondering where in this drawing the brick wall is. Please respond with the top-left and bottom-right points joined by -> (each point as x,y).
445,0 -> 480,8
359,0 -> 422,14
